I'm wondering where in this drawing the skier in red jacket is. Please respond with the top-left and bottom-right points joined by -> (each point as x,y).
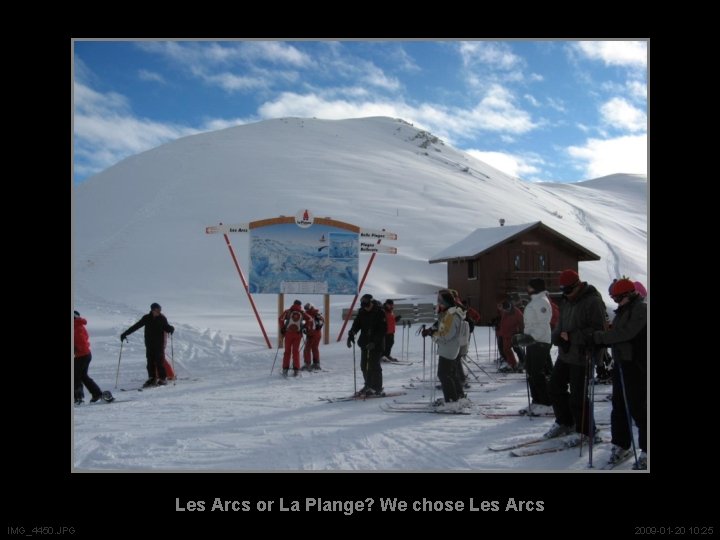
74,311 -> 113,404
279,300 -> 312,377
381,299 -> 401,362
302,303 -> 324,371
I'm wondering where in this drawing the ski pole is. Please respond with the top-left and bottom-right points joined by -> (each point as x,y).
616,357 -> 639,468
579,350 -> 591,457
171,333 -> 176,386
588,347 -> 598,467
422,330 -> 426,383
115,340 -> 124,389
462,357 -> 481,382
524,345 -> 532,421
469,331 -> 495,381
487,326 -> 491,366
270,338 -> 282,375
352,341 -> 357,395
405,321 -> 411,362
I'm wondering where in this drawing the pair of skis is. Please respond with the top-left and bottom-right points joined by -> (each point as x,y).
488,432 -> 609,457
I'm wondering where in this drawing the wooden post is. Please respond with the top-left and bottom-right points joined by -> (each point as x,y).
278,293 -> 285,349
323,293 -> 330,345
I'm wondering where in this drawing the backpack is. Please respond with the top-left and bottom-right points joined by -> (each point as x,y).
314,313 -> 324,331
285,310 -> 304,332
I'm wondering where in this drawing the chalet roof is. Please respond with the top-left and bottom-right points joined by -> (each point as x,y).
429,221 -> 601,263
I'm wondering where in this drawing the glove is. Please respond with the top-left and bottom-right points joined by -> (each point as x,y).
346,336 -> 354,348
421,328 -> 434,338
120,333 -> 128,342
365,342 -> 375,351
168,326 -> 175,335
302,327 -> 308,335
396,314 -> 402,321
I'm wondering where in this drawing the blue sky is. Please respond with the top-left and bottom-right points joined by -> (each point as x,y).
73,40 -> 647,183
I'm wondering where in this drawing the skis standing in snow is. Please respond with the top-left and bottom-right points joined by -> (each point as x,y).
593,278 -> 647,469
347,294 -> 386,395
74,311 -> 114,404
120,302 -> 175,388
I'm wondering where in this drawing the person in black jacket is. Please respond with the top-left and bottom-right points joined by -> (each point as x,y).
347,294 -> 387,396
121,302 -> 175,387
594,278 -> 647,469
545,270 -> 606,444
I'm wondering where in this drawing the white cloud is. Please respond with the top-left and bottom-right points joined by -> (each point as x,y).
576,123 -> 591,133
600,97 -> 646,132
204,72 -> 268,92
135,41 -> 311,93
74,82 -> 199,178
466,149 -> 544,178
392,45 -> 420,72
473,85 -> 535,132
547,97 -> 566,113
567,135 -> 647,178
244,41 -> 313,67
364,65 -> 400,91
138,69 -> 166,84
74,82 -> 130,115
574,41 -> 647,68
459,42 -> 522,69
138,41 -> 312,68
200,117 -> 254,131
257,84 -> 536,142
627,80 -> 647,99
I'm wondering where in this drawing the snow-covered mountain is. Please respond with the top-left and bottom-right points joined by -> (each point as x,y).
73,117 -> 647,471
74,116 -> 646,317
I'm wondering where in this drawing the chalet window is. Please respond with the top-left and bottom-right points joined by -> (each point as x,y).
538,254 -> 546,271
514,254 -> 521,271
467,260 -> 477,280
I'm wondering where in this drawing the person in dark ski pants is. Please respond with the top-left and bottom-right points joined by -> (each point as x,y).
423,290 -> 468,408
121,303 -> 175,387
382,299 -> 401,361
545,270 -> 606,444
593,278 -> 647,469
519,278 -> 553,416
74,311 -> 112,403
347,294 -> 386,395
302,303 -> 324,370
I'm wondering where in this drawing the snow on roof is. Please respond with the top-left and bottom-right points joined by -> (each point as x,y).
429,221 -> 541,262
429,220 -> 601,263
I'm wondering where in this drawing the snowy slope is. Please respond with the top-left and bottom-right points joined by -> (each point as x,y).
72,117 -> 647,470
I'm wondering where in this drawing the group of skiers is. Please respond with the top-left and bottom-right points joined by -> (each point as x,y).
511,269 -> 647,469
75,270 -> 647,469
73,302 -> 177,404
278,300 -> 325,376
